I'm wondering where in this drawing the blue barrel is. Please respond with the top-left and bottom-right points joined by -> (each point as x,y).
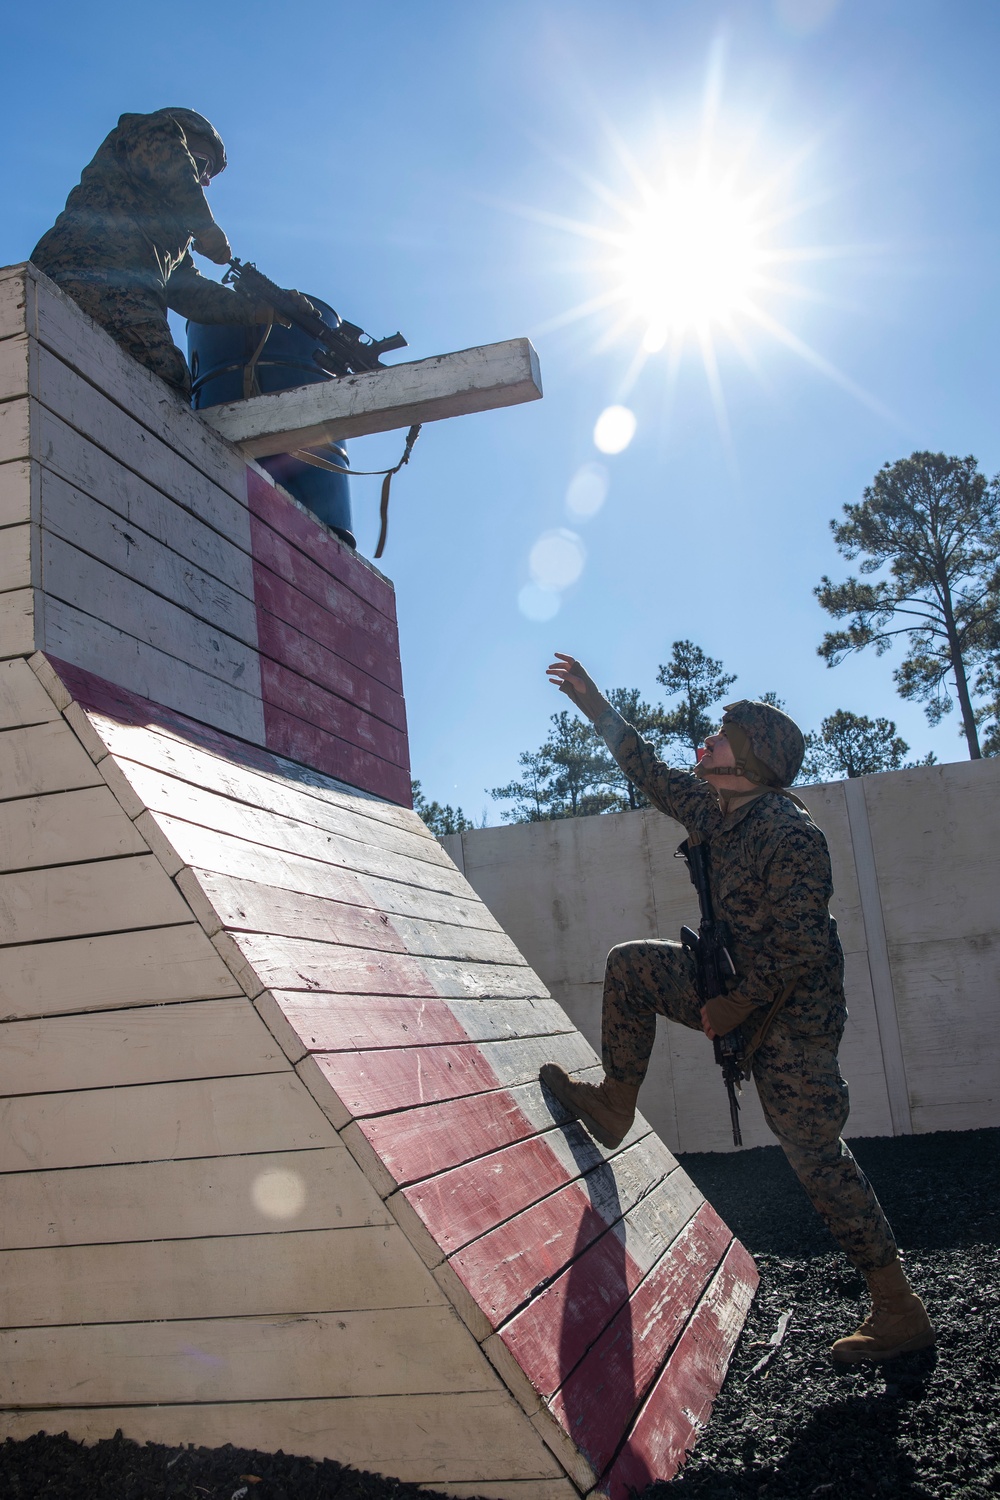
187,297 -> 355,548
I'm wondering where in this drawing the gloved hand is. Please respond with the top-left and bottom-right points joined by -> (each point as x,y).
286,289 -> 321,320
192,223 -> 233,264
250,301 -> 292,328
546,653 -> 610,722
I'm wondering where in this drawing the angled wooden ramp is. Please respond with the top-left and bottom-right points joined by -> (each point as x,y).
0,262 -> 757,1498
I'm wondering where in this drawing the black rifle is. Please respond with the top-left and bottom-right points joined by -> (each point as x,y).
223,258 -> 407,377
677,835 -> 746,1146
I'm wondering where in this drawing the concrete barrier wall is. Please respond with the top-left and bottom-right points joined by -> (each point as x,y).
441,758 -> 1000,1153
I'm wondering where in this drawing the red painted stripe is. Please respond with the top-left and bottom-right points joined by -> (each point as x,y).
313,1042 -> 502,1117
406,1134 -> 574,1261
247,468 -> 397,623
551,1205 -> 733,1482
447,1175 -> 638,1327
253,557 -> 403,694
260,657 -> 407,767
275,993 -> 470,1052
356,1088 -> 537,1187
254,604 -> 406,731
599,1239 -> 758,1499
262,700 -> 411,805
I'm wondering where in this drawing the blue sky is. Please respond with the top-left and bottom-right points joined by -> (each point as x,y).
3,1 -> 999,819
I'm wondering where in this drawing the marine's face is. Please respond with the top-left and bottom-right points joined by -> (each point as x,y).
700,726 -> 737,772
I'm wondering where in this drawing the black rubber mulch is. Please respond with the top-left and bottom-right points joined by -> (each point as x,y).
0,1129 -> 996,1500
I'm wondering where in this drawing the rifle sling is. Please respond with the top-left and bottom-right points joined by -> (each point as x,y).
740,975 -> 798,1071
290,424 -> 422,559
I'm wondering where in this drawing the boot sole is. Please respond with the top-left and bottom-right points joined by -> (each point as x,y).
830,1329 -> 937,1365
538,1066 -> 628,1150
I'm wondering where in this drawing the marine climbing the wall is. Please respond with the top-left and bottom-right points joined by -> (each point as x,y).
30,108 -> 288,396
539,652 -> 936,1366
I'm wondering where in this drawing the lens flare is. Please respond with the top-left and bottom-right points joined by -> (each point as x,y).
566,462 -> 610,518
593,406 -> 637,455
529,529 -> 586,590
251,1168 -> 306,1220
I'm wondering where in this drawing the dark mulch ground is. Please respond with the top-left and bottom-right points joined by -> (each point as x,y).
0,1129 -> 996,1500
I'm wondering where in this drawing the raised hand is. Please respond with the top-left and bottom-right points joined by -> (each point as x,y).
546,653 -> 609,722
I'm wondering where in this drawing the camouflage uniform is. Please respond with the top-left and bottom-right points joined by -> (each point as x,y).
593,702 -> 897,1272
31,109 -> 262,396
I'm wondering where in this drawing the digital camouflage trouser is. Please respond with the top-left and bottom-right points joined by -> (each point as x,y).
51,278 -> 191,396
602,939 -> 897,1272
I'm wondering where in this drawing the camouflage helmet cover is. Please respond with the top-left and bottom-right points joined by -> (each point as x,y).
119,109 -> 228,177
722,699 -> 806,787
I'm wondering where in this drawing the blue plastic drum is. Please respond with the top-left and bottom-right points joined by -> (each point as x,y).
187,296 -> 355,548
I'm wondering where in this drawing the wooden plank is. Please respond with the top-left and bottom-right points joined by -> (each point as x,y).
446,1152 -> 698,1325
41,532 -> 261,695
30,280 -> 249,504
0,718 -> 102,799
351,1086 -> 537,1192
43,596 -> 266,744
0,1389 -> 562,1484
257,601 -> 406,732
0,1071 -> 330,1174
226,932 -> 541,1001
248,466 -> 395,620
204,338 -> 543,455
0,333 -> 28,401
0,997 -> 288,1097
0,854 -> 190,945
260,654 -> 408,766
85,702 -> 424,840
0,784 -> 147,871
253,540 -> 403,693
0,267 -> 27,340
0,656 -> 59,729
0,1224 -> 442,1328
178,867 -> 525,967
0,523 -> 30,592
266,990 -> 573,1058
0,1305 -> 496,1405
0,396 -> 29,464
0,923 -> 241,1021
0,587 -> 35,656
0,459 -> 30,528
0,1145 -> 389,1250
41,470 -> 257,642
36,403 -> 251,571
597,1239 -> 757,1499
549,1206 -> 733,1486
264,698 -> 411,804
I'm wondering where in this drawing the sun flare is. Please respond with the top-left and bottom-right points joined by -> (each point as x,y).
614,177 -> 764,348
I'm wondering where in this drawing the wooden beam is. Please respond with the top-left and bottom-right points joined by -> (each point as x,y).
199,338 -> 543,456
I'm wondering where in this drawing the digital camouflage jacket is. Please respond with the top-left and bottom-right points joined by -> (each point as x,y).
595,706 -> 847,1035
31,109 -> 257,325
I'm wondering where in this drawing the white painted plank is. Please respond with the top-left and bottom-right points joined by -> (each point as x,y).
0,997 -> 288,1097
30,270 -> 250,504
41,532 -> 260,693
0,1306 -> 496,1405
204,338 -> 543,456
37,404 -> 251,572
178,867 -> 525,967
0,1071 -> 330,1173
0,719 -> 101,799
0,1145 -> 389,1249
0,587 -> 35,656
43,596 -> 266,744
0,656 -> 59,729
0,923 -> 242,1021
0,457 -> 30,527
114,753 -> 451,873
0,268 -> 27,341
0,1390 -> 562,1484
0,523 -> 30,592
41,472 -> 257,642
0,784 -> 148,871
0,396 -> 29,464
0,1224 -> 443,1327
0,333 -> 28,402
0,854 -> 190,945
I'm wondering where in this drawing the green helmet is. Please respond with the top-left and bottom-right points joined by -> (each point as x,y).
159,108 -> 228,176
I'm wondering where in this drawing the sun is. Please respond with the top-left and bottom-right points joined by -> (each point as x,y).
613,176 -> 765,350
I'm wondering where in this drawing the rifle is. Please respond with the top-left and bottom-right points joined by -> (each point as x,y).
223,258 -> 407,377
676,834 -> 747,1147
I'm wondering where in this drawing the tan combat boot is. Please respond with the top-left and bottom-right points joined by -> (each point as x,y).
830,1258 -> 936,1364
539,1064 -> 639,1149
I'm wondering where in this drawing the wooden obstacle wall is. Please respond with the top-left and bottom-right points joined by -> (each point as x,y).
0,262 -> 758,1497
